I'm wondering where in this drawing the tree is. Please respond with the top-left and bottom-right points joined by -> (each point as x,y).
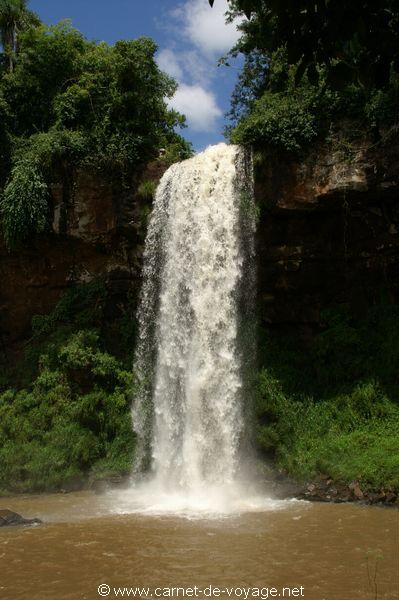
210,0 -> 399,89
0,0 -> 39,71
0,22 -> 191,246
220,1 -> 399,154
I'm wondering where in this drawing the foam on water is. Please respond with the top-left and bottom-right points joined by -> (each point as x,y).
111,482 -> 294,519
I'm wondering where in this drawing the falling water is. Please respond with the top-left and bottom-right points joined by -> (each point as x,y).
114,144 -> 280,515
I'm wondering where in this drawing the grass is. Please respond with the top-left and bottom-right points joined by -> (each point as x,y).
255,304 -> 399,492
137,179 -> 157,200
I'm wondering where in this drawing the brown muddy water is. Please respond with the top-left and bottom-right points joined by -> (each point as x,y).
0,492 -> 398,600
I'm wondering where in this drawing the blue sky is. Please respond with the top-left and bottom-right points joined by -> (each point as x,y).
29,0 -> 243,151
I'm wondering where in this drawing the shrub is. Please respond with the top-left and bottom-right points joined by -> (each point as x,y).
255,303 -> 399,491
160,140 -> 193,165
0,276 -> 139,492
0,329 -> 136,493
1,129 -> 87,248
1,160 -> 49,247
229,47 -> 399,154
31,279 -> 106,338
231,89 -> 321,153
138,179 -> 157,200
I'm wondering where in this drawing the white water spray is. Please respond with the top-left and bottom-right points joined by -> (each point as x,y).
113,144 -> 286,515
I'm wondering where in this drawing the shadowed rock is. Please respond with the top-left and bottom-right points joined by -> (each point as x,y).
0,509 -> 42,527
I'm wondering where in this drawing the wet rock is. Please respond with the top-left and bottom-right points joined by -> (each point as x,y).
365,492 -> 380,504
296,479 -> 398,507
0,510 -> 42,527
385,491 -> 397,503
349,481 -> 364,499
0,160 -> 169,362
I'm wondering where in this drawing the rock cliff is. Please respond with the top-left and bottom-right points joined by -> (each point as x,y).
1,135 -> 399,361
0,162 -> 166,361
255,131 -> 399,338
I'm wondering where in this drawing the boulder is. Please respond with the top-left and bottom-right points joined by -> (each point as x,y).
349,481 -> 364,499
0,509 -> 42,527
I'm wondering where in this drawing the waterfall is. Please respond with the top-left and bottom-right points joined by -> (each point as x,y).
114,144 -> 273,515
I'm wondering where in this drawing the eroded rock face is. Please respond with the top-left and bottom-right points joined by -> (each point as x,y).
0,509 -> 42,527
1,137 -> 398,358
0,162 -> 167,360
256,132 -> 399,337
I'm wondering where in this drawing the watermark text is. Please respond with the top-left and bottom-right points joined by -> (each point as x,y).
97,584 -> 305,599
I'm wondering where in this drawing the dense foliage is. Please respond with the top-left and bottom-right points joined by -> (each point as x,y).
4,288 -> 399,493
213,1 -> 399,154
0,16 -> 190,247
214,0 -> 399,492
0,4 -> 192,492
212,0 -> 399,89
229,50 -> 399,153
0,280 -> 137,493
0,0 -> 40,71
256,305 -> 399,491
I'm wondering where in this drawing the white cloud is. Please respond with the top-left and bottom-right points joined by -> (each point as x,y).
182,0 -> 242,55
156,0 -> 243,135
156,48 -> 183,80
158,47 -> 215,87
181,49 -> 216,86
168,84 -> 222,132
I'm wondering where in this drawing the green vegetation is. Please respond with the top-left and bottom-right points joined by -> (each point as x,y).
138,180 -> 158,200
0,0 -> 40,72
0,4 -> 193,492
214,1 -> 399,89
1,1 -> 398,496
217,2 -> 399,154
229,51 -> 334,153
0,12 -> 191,247
228,48 -> 399,155
256,305 -> 399,491
219,0 -> 399,492
0,280 -> 137,493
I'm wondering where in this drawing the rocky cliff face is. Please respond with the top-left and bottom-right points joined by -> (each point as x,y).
0,162 -> 166,360
1,137 -> 399,361
255,131 -> 399,338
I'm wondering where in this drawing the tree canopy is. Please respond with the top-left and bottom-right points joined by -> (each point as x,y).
209,0 -> 399,154
0,16 -> 191,247
211,0 -> 399,89
0,0 -> 39,71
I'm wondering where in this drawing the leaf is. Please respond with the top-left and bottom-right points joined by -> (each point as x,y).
209,0 -> 252,17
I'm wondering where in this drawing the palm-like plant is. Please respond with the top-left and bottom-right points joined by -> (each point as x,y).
0,0 -> 38,71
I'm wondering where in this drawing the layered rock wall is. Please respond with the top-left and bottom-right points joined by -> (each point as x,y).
255,133 -> 399,337
0,162 -> 166,359
1,137 -> 398,360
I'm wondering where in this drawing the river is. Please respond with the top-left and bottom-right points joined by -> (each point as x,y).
1,492 -> 398,600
